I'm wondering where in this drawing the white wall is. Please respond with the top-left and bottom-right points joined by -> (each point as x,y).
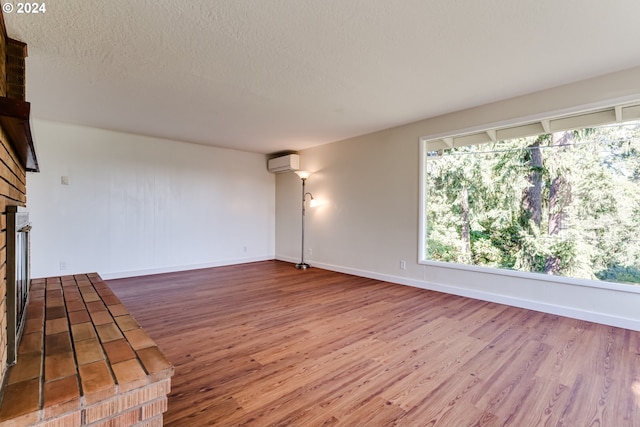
27,120 -> 275,279
276,66 -> 640,330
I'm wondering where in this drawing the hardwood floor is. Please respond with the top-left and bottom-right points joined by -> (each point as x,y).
107,260 -> 640,426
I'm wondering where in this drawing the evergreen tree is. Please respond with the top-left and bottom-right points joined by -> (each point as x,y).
425,121 -> 640,285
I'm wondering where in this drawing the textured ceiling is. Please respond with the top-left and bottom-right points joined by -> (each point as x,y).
5,0 -> 640,154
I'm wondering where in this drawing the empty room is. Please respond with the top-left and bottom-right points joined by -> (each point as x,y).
1,1 -> 640,426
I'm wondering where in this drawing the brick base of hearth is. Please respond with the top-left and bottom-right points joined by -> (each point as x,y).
0,274 -> 174,426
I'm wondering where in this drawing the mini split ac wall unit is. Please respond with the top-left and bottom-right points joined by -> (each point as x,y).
268,154 -> 300,173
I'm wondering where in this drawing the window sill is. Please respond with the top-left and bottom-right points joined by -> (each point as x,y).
419,259 -> 640,294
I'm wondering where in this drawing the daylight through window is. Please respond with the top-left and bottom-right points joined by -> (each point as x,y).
422,120 -> 640,285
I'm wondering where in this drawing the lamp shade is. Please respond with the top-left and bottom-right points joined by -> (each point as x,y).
295,170 -> 311,179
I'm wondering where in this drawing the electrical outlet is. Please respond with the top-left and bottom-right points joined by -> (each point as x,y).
308,248 -> 313,256
243,246 -> 248,253
60,261 -> 67,271
400,260 -> 407,270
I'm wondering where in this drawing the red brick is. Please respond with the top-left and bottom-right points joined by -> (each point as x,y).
141,397 -> 168,420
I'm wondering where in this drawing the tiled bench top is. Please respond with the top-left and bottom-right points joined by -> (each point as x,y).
0,273 -> 174,426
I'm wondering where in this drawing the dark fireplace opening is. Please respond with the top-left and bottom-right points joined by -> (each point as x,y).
6,206 -> 31,366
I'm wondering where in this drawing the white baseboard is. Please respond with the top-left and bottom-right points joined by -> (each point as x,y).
100,256 -> 273,280
276,256 -> 640,331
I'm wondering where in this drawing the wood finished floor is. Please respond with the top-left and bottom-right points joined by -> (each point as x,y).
108,260 -> 640,426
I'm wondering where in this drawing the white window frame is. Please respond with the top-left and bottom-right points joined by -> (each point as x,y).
418,101 -> 640,293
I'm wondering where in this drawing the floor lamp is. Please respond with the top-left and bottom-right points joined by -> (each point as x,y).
295,170 -> 314,270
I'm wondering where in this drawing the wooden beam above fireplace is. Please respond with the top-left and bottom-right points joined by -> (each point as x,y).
0,96 -> 38,172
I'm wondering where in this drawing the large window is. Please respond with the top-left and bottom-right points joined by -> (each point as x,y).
421,107 -> 640,286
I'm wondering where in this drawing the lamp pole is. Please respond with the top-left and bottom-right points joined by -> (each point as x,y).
295,171 -> 312,270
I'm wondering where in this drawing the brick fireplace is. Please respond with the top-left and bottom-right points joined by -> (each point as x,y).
0,11 -> 174,426
0,273 -> 174,426
0,14 -> 33,391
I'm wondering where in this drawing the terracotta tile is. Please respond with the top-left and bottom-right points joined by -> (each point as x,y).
137,346 -> 174,379
112,359 -> 148,391
78,282 -> 95,294
46,317 -> 69,335
46,287 -> 63,297
43,375 -> 80,408
31,278 -> 46,287
102,295 -> 121,306
78,360 -> 115,397
63,285 -> 81,300
115,314 -> 140,332
108,304 -> 129,317
0,378 -> 40,421
97,287 -> 115,298
68,309 -> 91,325
71,322 -> 97,342
75,338 -> 105,365
65,297 -> 83,306
24,313 -> 44,327
23,317 -> 44,334
86,300 -> 107,313
26,299 -> 44,317
30,284 -> 45,295
0,409 -> 39,426
81,292 -> 101,303
124,328 -> 156,351
46,296 -> 64,308
45,305 -> 67,320
78,283 -> 92,292
90,310 -> 114,325
48,287 -> 64,296
103,339 -> 136,364
98,283 -> 115,299
96,322 -> 124,343
18,332 -> 43,354
44,352 -> 76,381
61,277 -> 76,286
8,352 -> 42,384
24,301 -> 39,311
65,299 -> 86,312
46,332 -> 73,355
